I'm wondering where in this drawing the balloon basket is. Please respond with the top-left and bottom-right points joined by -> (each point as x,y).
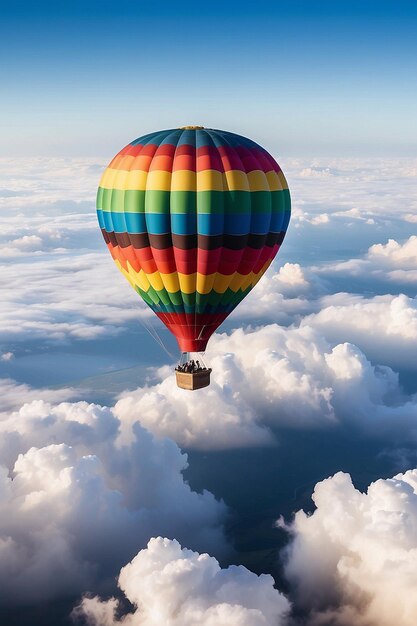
175,352 -> 211,390
175,369 -> 212,391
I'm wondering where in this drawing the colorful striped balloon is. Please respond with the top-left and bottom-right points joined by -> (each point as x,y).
97,127 -> 291,353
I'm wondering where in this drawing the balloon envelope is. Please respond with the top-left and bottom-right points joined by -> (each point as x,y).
97,127 -> 291,352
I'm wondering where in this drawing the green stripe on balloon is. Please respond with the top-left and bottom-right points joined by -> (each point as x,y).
97,188 -> 289,216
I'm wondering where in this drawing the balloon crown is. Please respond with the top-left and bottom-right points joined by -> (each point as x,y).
179,125 -> 205,130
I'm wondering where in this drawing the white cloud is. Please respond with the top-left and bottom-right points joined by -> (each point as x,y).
303,293 -> 417,371
285,157 -> 417,229
0,252 -> 152,342
0,377 -> 75,413
227,262 -> 327,325
319,236 -> 417,285
368,236 -> 417,264
281,469 -> 417,626
0,157 -> 101,211
0,397 -> 228,605
299,167 -> 333,178
0,352 -> 14,361
115,323 -> 417,450
295,212 -> 330,226
74,537 -> 290,626
1,157 -> 416,356
0,158 -> 155,346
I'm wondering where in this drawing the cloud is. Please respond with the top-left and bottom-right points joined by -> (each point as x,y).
227,262 -> 322,325
0,397 -> 228,605
0,377 -> 75,413
114,323 -> 417,450
281,469 -> 417,626
0,157 -> 102,212
0,252 -> 152,343
368,236 -> 417,265
1,156 -> 417,624
285,157 -> 417,230
74,537 -> 290,626
302,293 -> 417,371
2,156 -> 416,352
319,236 -> 417,285
299,167 -> 334,179
0,157 -> 155,347
1,157 -> 416,359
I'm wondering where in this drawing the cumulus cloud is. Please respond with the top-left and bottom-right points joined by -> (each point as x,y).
369,236 -> 417,264
230,262 -> 322,324
74,536 -> 290,626
115,323 -> 417,450
319,236 -> 417,285
0,397 -> 228,605
303,293 -> 417,371
1,156 -> 417,625
281,469 -> 417,626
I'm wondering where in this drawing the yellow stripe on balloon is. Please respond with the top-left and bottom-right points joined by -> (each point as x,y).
115,260 -> 273,297
228,271 -> 250,292
124,170 -> 148,190
196,273 -> 216,294
197,170 -> 224,192
114,259 -> 136,290
171,170 -> 197,191
99,167 -> 146,190
177,272 -> 196,294
266,171 -> 284,191
247,170 -> 269,191
125,264 -> 152,292
99,168 -> 285,193
146,170 -> 172,191
277,171 -> 289,190
223,170 -> 249,191
212,272 -> 235,293
251,260 -> 272,287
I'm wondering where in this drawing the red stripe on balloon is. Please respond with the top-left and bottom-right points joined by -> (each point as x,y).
107,144 -> 281,176
156,312 -> 228,352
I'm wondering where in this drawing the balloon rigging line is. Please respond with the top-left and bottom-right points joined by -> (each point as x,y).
139,315 -> 176,360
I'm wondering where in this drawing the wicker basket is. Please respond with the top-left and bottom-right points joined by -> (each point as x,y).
175,369 -> 212,390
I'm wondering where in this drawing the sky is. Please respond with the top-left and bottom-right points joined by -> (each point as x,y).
1,0 -> 417,156
1,2 -> 417,626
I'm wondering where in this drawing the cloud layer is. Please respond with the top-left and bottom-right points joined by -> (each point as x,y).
115,323 -> 417,449
1,156 -> 417,625
0,397 -> 228,605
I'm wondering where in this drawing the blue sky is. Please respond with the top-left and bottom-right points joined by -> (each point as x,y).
1,0 -> 416,156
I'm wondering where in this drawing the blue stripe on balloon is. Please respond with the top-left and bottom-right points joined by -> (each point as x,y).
96,209 -> 105,229
98,211 -> 146,233
171,212 -> 198,235
248,212 -> 271,234
270,211 -> 286,233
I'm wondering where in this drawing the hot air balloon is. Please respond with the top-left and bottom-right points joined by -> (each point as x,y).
97,127 -> 291,389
